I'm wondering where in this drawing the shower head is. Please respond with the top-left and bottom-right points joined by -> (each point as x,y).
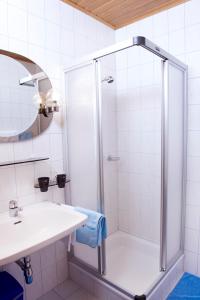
101,76 -> 114,84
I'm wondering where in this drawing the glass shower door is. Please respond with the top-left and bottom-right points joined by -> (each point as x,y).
98,46 -> 163,296
64,62 -> 101,271
161,60 -> 186,271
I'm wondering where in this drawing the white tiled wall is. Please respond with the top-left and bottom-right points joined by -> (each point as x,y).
115,0 -> 200,276
0,0 -> 114,298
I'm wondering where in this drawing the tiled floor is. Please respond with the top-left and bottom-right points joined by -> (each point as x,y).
38,279 -> 98,300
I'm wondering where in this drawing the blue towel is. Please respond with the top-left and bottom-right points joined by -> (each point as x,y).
167,272 -> 200,299
75,207 -> 107,248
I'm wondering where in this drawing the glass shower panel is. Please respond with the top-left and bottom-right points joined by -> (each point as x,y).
99,46 -> 163,295
165,61 -> 185,266
65,63 -> 99,269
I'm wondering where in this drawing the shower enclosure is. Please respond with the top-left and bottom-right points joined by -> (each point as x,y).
63,37 -> 187,298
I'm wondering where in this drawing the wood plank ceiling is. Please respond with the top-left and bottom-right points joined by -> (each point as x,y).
62,0 -> 188,29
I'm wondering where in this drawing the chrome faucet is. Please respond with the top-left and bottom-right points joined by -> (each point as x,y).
9,200 -> 23,217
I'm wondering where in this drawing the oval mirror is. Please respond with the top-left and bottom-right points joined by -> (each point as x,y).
0,50 -> 55,142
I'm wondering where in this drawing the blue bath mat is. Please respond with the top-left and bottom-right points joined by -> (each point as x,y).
167,272 -> 200,299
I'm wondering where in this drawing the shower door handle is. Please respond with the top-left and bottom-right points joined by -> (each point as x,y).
107,155 -> 120,161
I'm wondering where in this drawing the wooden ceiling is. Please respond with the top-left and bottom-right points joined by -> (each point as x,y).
62,0 -> 188,29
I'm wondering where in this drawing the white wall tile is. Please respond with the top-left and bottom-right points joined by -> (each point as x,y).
188,105 -> 200,130
0,143 -> 14,163
28,0 -> 45,18
188,131 -> 200,157
45,21 -> 60,52
50,133 -> 63,160
42,263 -> 57,294
126,22 -> 138,38
40,243 -> 56,269
33,134 -> 50,158
28,14 -> 45,47
30,250 -> 41,275
185,24 -> 200,53
56,257 -> 68,285
188,78 -> 200,104
153,10 -> 168,37
55,239 -> 67,261
7,0 -> 27,10
44,0 -> 60,25
197,255 -> 200,276
168,3 -> 185,32
187,157 -> 200,182
153,34 -> 169,51
0,166 -> 17,200
169,29 -> 185,55
185,0 -> 200,27
13,140 -> 33,160
9,38 -> 28,56
185,205 -> 200,230
184,251 -> 198,274
186,51 -> 200,78
0,1 -> 8,36
60,28 -> 74,56
0,34 -> 9,50
7,5 -> 27,41
18,193 -> 36,207
187,181 -> 200,206
115,27 -> 127,43
15,164 -> 35,196
60,1 -> 74,30
185,228 -> 199,253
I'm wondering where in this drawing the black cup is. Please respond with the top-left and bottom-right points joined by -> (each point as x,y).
38,177 -> 49,192
56,174 -> 66,188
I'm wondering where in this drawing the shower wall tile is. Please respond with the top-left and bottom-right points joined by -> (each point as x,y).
0,0 -> 114,299
115,0 -> 200,276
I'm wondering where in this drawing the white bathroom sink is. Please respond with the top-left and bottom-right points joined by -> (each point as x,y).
0,201 -> 87,266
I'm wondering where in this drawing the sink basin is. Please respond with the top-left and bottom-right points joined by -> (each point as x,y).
0,201 -> 87,266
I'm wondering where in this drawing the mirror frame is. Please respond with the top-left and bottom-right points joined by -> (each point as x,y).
0,50 -> 53,142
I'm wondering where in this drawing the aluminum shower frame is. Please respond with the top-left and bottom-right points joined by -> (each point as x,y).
63,36 -> 188,299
